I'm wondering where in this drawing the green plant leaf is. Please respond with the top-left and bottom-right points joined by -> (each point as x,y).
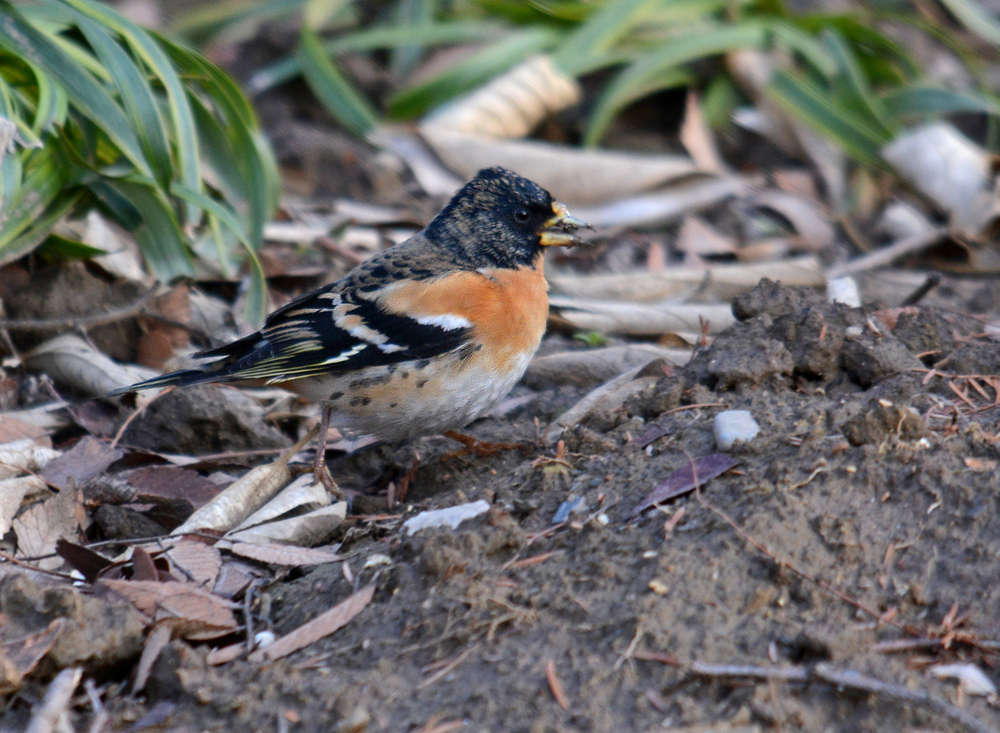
298,26 -> 379,137
0,190 -> 81,266
881,84 -> 1000,120
585,22 -> 771,145
388,27 -> 557,120
35,233 -> 106,260
766,67 -> 890,167
936,0 -> 1000,48
554,0 -> 663,76
110,178 -> 195,279
820,28 -> 894,136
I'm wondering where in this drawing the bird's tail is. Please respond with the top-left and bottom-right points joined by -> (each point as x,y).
106,367 -> 222,397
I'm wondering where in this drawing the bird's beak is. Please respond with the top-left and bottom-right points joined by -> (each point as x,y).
539,202 -> 592,247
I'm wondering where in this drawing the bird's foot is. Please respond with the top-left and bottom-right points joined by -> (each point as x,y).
313,459 -> 344,499
442,430 -> 528,460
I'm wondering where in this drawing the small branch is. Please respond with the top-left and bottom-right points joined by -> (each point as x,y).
0,289 -> 156,331
24,667 -> 83,733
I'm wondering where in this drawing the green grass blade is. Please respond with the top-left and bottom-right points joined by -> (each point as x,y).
554,0 -> 663,76
58,0 -> 203,225
880,85 -> 1000,120
0,144 -> 70,251
111,178 -> 195,278
75,16 -> 174,190
585,22 -> 770,145
388,27 -> 557,120
0,1 -> 152,178
820,28 -> 894,136
298,26 -> 379,136
766,67 -> 890,167
936,0 -> 1000,48
171,182 -> 267,324
0,190 -> 81,266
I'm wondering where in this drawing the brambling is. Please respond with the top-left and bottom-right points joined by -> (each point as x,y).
113,167 -> 589,492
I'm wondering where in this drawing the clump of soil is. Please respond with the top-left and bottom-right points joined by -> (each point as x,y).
8,281 -> 1000,732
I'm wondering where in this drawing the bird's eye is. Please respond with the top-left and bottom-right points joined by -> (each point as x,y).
513,208 -> 530,224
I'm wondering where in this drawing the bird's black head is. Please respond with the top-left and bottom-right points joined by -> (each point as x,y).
424,167 -> 588,269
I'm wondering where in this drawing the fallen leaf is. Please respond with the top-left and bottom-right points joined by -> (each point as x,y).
225,542 -> 341,566
162,540 -> 222,588
0,416 -> 47,445
0,439 -> 60,480
39,436 -> 122,491
546,659 -> 570,710
132,623 -> 172,694
248,584 -> 374,662
13,485 -> 86,570
675,216 -> 737,256
0,619 -> 66,694
123,466 -> 221,510
225,503 -> 347,547
630,455 -> 738,517
55,539 -> 113,582
964,457 -> 999,471
0,476 -> 47,538
101,579 -> 239,640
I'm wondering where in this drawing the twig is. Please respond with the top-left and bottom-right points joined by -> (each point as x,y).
415,644 -> 480,689
84,678 -> 109,733
0,289 -> 156,331
687,662 -> 999,733
24,667 -> 82,733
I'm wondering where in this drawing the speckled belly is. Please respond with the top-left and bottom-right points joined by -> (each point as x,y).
289,348 -> 533,442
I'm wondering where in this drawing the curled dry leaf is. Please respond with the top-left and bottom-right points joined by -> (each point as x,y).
549,298 -> 735,338
420,55 -> 580,141
25,334 -> 158,398
231,475 -> 329,531
548,256 -> 824,302
23,666 -> 82,733
247,583 -> 374,662
570,177 -> 743,229
225,503 -> 347,547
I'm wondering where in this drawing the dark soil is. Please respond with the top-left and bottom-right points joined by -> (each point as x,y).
9,281 -> 999,732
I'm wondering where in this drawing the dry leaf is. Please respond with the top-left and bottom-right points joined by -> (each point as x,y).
225,503 -> 347,547
546,659 -> 570,710
964,457 -> 999,471
248,584 -> 374,662
39,436 -> 121,491
0,619 -> 66,694
0,439 -> 60,480
0,476 -> 48,538
751,190 -> 834,252
675,216 -> 737,256
232,475 -> 329,531
101,579 -> 239,640
25,334 -> 158,398
549,297 -> 734,338
13,485 -> 85,571
0,416 -> 47,445
680,90 -> 727,175
524,345 -> 690,389
163,541 -> 222,588
206,641 -> 246,666
225,542 -> 341,566
133,623 -> 172,694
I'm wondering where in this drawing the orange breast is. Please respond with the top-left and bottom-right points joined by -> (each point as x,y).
375,256 -> 549,372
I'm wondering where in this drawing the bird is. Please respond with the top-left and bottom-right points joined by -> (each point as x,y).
112,167 -> 590,493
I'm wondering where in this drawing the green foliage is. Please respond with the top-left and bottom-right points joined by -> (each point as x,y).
0,0 -> 277,324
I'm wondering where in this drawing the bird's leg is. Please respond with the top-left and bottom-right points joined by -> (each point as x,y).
313,405 -> 343,498
442,430 -> 528,459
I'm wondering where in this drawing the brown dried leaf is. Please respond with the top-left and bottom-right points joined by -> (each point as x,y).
206,641 -> 245,666
0,416 -> 47,445
675,216 -> 736,256
133,623 -> 172,694
100,579 -> 239,640
964,457 -> 999,471
226,542 -> 341,567
123,466 -> 221,510
39,436 -> 122,491
679,90 -> 727,175
164,540 -> 222,588
225,503 -> 347,547
546,659 -> 570,710
0,476 -> 47,538
248,584 -> 374,662
55,539 -> 113,583
630,454 -> 737,517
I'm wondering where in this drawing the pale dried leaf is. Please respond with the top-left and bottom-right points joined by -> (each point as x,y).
225,541 -> 341,566
680,90 -> 728,175
0,405 -> 71,434
225,503 -> 347,547
164,541 -> 222,588
568,176 -> 744,228
930,663 -> 997,696
248,584 -> 374,662
39,436 -> 121,491
206,641 -> 245,666
418,133 -> 701,207
0,416 -> 47,445
84,211 -> 148,283
13,486 -> 84,571
23,666 -> 82,733
24,334 -> 158,398
883,122 -> 1000,236
751,190 -> 835,252
132,623 -> 172,694
403,501 -> 491,536
212,560 -> 262,599
0,476 -> 48,538
676,216 -> 737,256
232,474 -> 329,531
171,461 -> 293,536
548,256 -> 824,302
0,439 -> 60,479
549,297 -> 734,337
545,365 -> 657,442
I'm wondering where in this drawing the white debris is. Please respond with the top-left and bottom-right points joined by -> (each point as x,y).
713,410 -> 760,450
364,554 -> 392,569
930,663 -> 997,696
826,276 -> 861,307
403,500 -> 491,536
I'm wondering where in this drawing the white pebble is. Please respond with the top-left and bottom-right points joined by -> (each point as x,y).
713,410 -> 760,450
254,631 -> 276,649
827,276 -> 861,307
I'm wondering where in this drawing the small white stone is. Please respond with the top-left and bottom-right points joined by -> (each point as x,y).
827,276 -> 861,307
254,631 -> 276,649
713,410 -> 760,450
844,325 -> 863,339
402,500 -> 491,536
